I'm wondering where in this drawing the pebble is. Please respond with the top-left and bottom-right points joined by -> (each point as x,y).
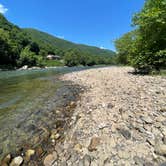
118,128 -> 131,139
118,151 -> 130,159
88,137 -> 101,152
10,156 -> 23,166
43,151 -> 58,166
141,116 -> 153,124
155,144 -> 166,156
1,154 -> 11,165
25,149 -> 35,161
82,155 -> 91,166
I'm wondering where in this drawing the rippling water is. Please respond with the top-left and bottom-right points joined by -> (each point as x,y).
0,66 -> 92,158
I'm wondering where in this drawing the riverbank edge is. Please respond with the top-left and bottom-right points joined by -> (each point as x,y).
0,78 -> 85,165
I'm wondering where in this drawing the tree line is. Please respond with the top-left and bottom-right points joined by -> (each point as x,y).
115,0 -> 166,73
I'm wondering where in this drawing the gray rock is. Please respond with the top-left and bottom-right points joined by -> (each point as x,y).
83,155 -> 91,166
78,155 -> 91,166
78,159 -> 84,166
141,116 -> 153,124
107,103 -> 114,109
143,162 -> 154,166
160,162 -> 166,166
60,161 -> 67,166
118,128 -> 131,139
162,136 -> 166,144
134,156 -> 144,165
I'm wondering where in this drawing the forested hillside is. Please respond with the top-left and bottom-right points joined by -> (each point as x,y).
0,14 -> 115,69
115,0 -> 166,73
23,28 -> 115,57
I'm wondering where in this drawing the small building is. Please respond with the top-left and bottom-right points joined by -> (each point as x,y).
47,55 -> 61,60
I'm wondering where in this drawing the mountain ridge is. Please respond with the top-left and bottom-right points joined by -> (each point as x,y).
23,28 -> 115,57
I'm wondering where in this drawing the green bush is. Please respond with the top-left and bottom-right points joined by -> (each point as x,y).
17,47 -> 44,67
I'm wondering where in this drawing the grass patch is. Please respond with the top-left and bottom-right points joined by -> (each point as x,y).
44,60 -> 64,67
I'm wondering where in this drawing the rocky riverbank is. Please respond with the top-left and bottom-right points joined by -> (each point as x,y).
42,67 -> 166,166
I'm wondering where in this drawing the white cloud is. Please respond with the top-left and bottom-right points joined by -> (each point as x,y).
57,35 -> 65,39
0,4 -> 8,14
100,46 -> 105,50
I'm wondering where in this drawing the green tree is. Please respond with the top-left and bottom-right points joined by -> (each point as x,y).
115,0 -> 166,73
0,29 -> 19,66
64,49 -> 80,66
17,47 -> 44,67
131,0 -> 166,72
115,31 -> 137,65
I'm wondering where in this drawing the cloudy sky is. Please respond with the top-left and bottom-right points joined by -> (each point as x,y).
0,0 -> 145,51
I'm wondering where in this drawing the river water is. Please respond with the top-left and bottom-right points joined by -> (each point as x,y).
0,67 -> 89,159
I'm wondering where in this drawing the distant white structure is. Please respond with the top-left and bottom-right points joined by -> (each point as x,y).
47,55 -> 61,60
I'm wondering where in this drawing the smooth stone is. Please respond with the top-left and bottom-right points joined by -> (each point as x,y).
83,155 -> 91,166
133,156 -> 144,165
88,137 -> 101,152
144,162 -> 154,166
10,156 -> 23,166
156,116 -> 166,122
107,103 -> 114,109
74,144 -> 82,152
118,151 -> 130,159
43,152 -> 58,166
35,146 -> 44,157
118,128 -> 131,139
160,108 -> 166,112
78,159 -> 84,166
1,154 -> 11,165
155,144 -> 166,156
54,133 -> 60,139
141,116 -> 153,124
25,149 -> 35,161
160,162 -> 166,166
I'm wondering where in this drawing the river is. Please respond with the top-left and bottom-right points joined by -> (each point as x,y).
0,67 -> 89,160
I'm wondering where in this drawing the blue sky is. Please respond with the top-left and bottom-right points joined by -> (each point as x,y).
0,0 -> 145,51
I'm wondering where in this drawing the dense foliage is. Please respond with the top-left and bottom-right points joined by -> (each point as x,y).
0,14 -> 44,68
64,49 -> 115,67
115,0 -> 166,73
0,14 -> 115,68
